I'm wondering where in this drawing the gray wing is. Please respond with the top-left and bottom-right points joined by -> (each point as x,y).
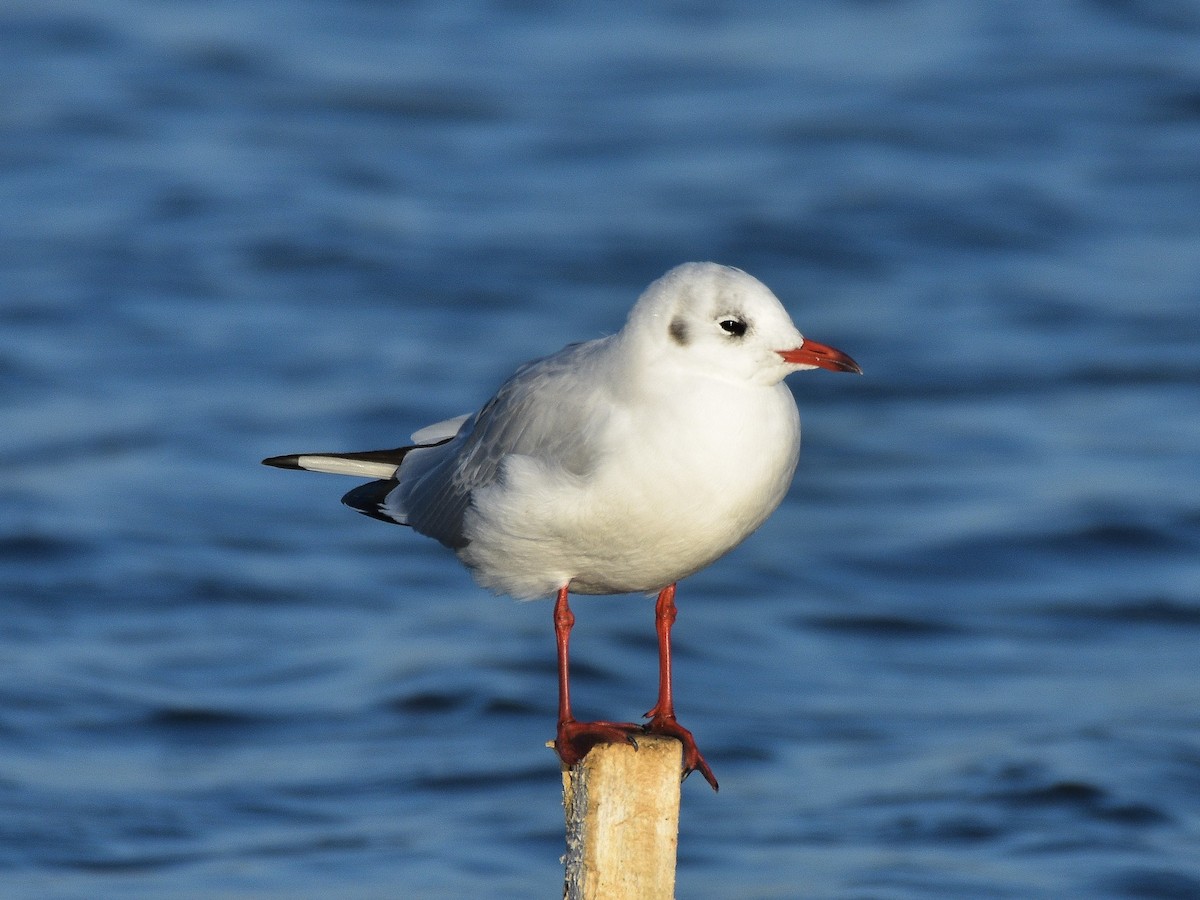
394,337 -> 616,547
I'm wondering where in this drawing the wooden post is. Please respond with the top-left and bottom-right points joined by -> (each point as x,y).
560,735 -> 683,900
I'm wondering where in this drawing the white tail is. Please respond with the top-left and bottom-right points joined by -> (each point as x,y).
263,453 -> 400,479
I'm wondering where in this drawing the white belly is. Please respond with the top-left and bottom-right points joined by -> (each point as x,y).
459,380 -> 801,599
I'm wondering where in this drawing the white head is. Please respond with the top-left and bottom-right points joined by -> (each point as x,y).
621,262 -> 861,385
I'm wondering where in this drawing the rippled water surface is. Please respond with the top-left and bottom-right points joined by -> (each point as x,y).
3,1 -> 1200,897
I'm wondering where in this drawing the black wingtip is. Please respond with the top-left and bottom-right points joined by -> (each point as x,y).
262,454 -> 303,469
342,479 -> 407,526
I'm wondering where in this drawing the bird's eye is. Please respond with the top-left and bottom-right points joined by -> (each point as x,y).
719,318 -> 747,337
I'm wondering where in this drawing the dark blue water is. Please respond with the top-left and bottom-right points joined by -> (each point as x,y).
4,2 -> 1200,897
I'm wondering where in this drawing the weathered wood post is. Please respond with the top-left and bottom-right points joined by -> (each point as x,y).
560,735 -> 683,899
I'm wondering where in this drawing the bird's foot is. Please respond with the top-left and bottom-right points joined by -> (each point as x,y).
554,718 -> 643,768
643,713 -> 719,791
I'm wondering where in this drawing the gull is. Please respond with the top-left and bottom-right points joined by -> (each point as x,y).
263,262 -> 861,790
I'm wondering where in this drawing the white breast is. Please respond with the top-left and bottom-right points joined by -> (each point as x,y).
459,376 -> 801,599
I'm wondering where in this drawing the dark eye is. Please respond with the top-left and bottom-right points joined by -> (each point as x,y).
719,318 -> 747,337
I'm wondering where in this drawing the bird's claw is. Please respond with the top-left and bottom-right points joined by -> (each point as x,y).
555,717 -> 718,793
643,714 -> 719,791
554,719 -> 643,768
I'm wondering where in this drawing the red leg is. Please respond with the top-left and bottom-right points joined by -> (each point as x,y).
642,583 -> 719,790
552,585 -> 641,767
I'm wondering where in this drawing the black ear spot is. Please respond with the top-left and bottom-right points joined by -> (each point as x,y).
669,317 -> 689,345
719,318 -> 747,337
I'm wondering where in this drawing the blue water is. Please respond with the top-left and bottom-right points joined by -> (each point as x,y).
3,1 -> 1200,897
